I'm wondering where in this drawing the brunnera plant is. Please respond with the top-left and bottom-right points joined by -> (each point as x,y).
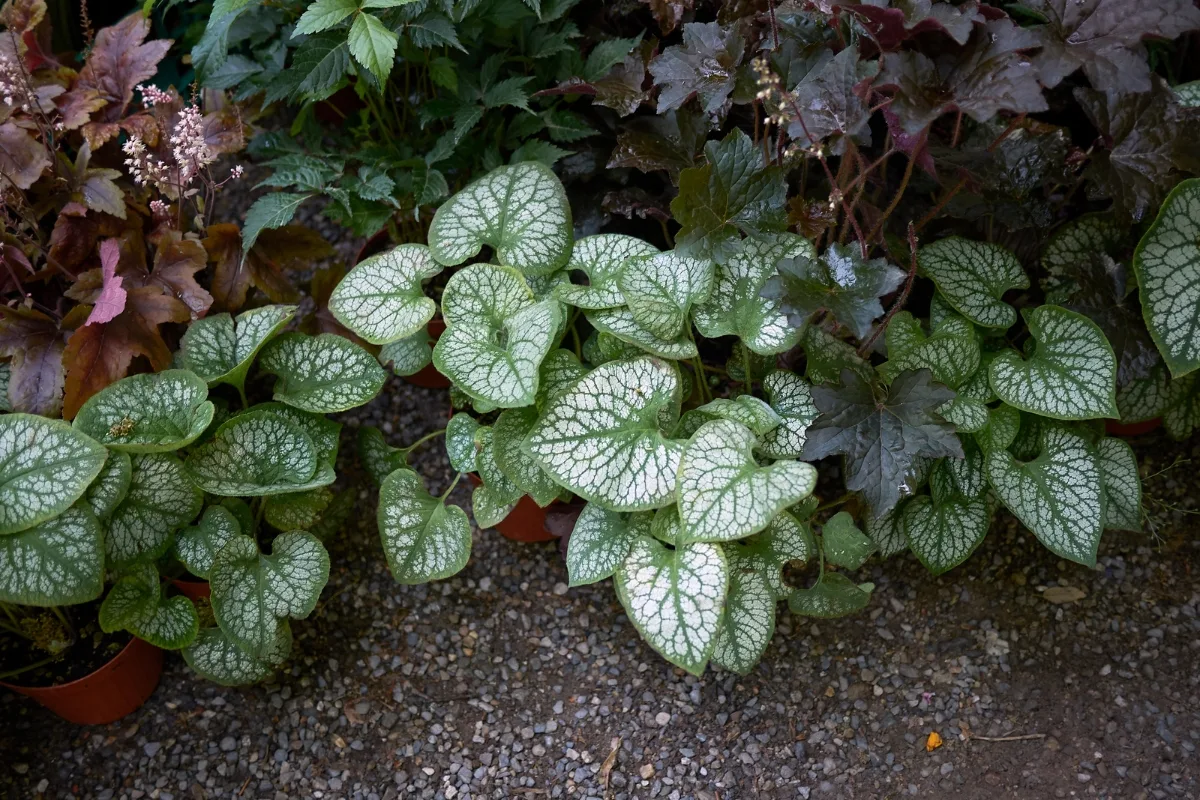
0,315 -> 385,686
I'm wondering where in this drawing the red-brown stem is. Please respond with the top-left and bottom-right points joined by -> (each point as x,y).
866,148 -> 916,243
950,111 -> 963,148
915,176 -> 968,233
857,222 -> 919,357
767,0 -> 781,49
987,114 -> 1026,153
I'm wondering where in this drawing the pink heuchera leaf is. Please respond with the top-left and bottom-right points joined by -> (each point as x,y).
86,238 -> 127,326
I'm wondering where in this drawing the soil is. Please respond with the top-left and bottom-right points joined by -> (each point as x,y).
0,602 -> 131,688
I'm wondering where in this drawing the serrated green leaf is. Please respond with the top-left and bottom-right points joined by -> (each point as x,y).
0,505 -> 104,605
585,307 -> 698,361
880,312 -> 980,388
1097,437 -> 1141,531
526,357 -> 684,511
618,251 -> 714,340
83,449 -> 131,520
0,414 -> 108,535
788,572 -> 873,618
757,371 -> 818,458
615,535 -> 728,675
176,505 -> 241,580
433,264 -> 561,408
821,511 -> 874,570
378,468 -> 471,583
242,193 -> 311,256
292,33 -> 352,99
329,244 -> 441,345
985,426 -> 1103,566
107,453 -> 202,566
293,0 -> 357,35
1133,178 -> 1200,378
348,12 -> 398,83
677,419 -> 817,544
554,235 -> 659,310
988,305 -> 1118,420
179,305 -> 297,392
428,162 -> 572,276
918,237 -> 1029,328
73,370 -> 214,453
259,333 -> 386,413
445,413 -> 481,473
211,532 -> 329,658
566,505 -> 650,586
183,623 -> 292,686
493,407 -> 560,506
186,411 -> 332,496
694,234 -> 812,355
100,564 -> 198,650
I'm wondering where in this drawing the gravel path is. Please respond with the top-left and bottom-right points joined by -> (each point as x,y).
3,375 -> 1199,800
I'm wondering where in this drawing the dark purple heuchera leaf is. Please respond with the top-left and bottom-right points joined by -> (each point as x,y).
592,45 -> 651,116
883,107 -> 935,176
878,18 -> 1045,134
649,21 -> 746,115
800,368 -> 962,516
639,0 -> 694,35
769,11 -> 836,88
1028,0 -> 1200,100
1062,255 -> 1159,386
763,242 -> 906,340
607,108 -> 708,181
1076,79 -> 1200,222
839,0 -> 988,51
670,128 -> 787,259
786,48 -> 877,155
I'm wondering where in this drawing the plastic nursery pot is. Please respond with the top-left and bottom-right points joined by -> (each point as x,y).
467,474 -> 559,543
0,636 -> 163,725
356,232 -> 451,390
172,578 -> 211,601
1105,417 -> 1162,437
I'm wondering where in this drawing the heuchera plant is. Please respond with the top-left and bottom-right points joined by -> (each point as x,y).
0,312 -> 385,686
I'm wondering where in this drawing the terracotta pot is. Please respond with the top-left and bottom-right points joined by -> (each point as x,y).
1105,417 -> 1162,437
1,636 -> 163,725
356,232 -> 451,390
172,578 -> 211,601
467,474 -> 559,543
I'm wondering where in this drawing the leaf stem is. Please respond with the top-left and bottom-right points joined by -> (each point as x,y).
857,222 -> 919,357
236,381 -> 249,410
866,148 -> 916,243
0,653 -> 58,682
404,428 -> 446,461
440,472 -> 463,502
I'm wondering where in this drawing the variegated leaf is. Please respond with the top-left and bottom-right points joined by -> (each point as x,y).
1097,437 -> 1141,532
693,233 -> 812,355
902,463 -> 989,577
526,357 -> 684,511
711,552 -> 774,675
379,328 -> 434,377
685,395 -> 782,437
585,306 -> 699,360
265,487 -> 334,531
0,505 -> 104,605
988,306 -> 1118,420
175,504 -> 241,580
106,453 -> 202,565
0,414 -> 107,535
1041,214 -> 1126,302
615,535 -> 728,675
565,504 -> 650,586
259,333 -> 386,413
493,407 -> 560,506
985,426 -> 1103,566
918,237 -> 1029,328
863,505 -> 908,558
252,402 -> 341,465
83,449 -> 131,520
378,468 -> 472,584
210,532 -> 329,659
1133,178 -> 1200,377
879,312 -> 980,388
73,370 -> 214,452
186,411 -> 332,496
975,403 -> 1021,453
650,505 -> 683,546
99,563 -> 198,649
536,349 -> 589,409
618,251 -> 714,339
677,419 -> 817,543
445,413 -> 481,473
357,425 -> 408,485
427,162 -> 572,275
179,305 -> 296,392
329,244 -> 442,345
472,426 -> 522,528
1163,372 -> 1200,440
799,325 -> 870,386
1118,360 -> 1171,423
434,264 -> 561,408
554,234 -> 659,309
758,371 -> 819,458
183,623 -> 292,686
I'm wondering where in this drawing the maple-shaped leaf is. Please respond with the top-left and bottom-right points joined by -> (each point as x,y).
592,42 -> 651,116
839,0 -> 987,50
671,129 -> 788,260
649,21 -> 746,115
763,242 -> 906,339
86,239 -> 127,326
62,287 -> 190,419
145,234 -> 213,319
0,307 -> 65,416
607,108 -> 708,181
204,223 -> 328,311
1061,254 -> 1158,387
1076,79 -> 1200,222
800,369 -> 962,515
878,19 -> 1046,134
1028,0 -> 1200,100
0,122 -> 50,190
60,14 -> 171,149
787,47 -> 876,155
640,0 -> 693,35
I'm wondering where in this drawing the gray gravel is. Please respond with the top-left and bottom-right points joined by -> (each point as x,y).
3,375 -> 1199,800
